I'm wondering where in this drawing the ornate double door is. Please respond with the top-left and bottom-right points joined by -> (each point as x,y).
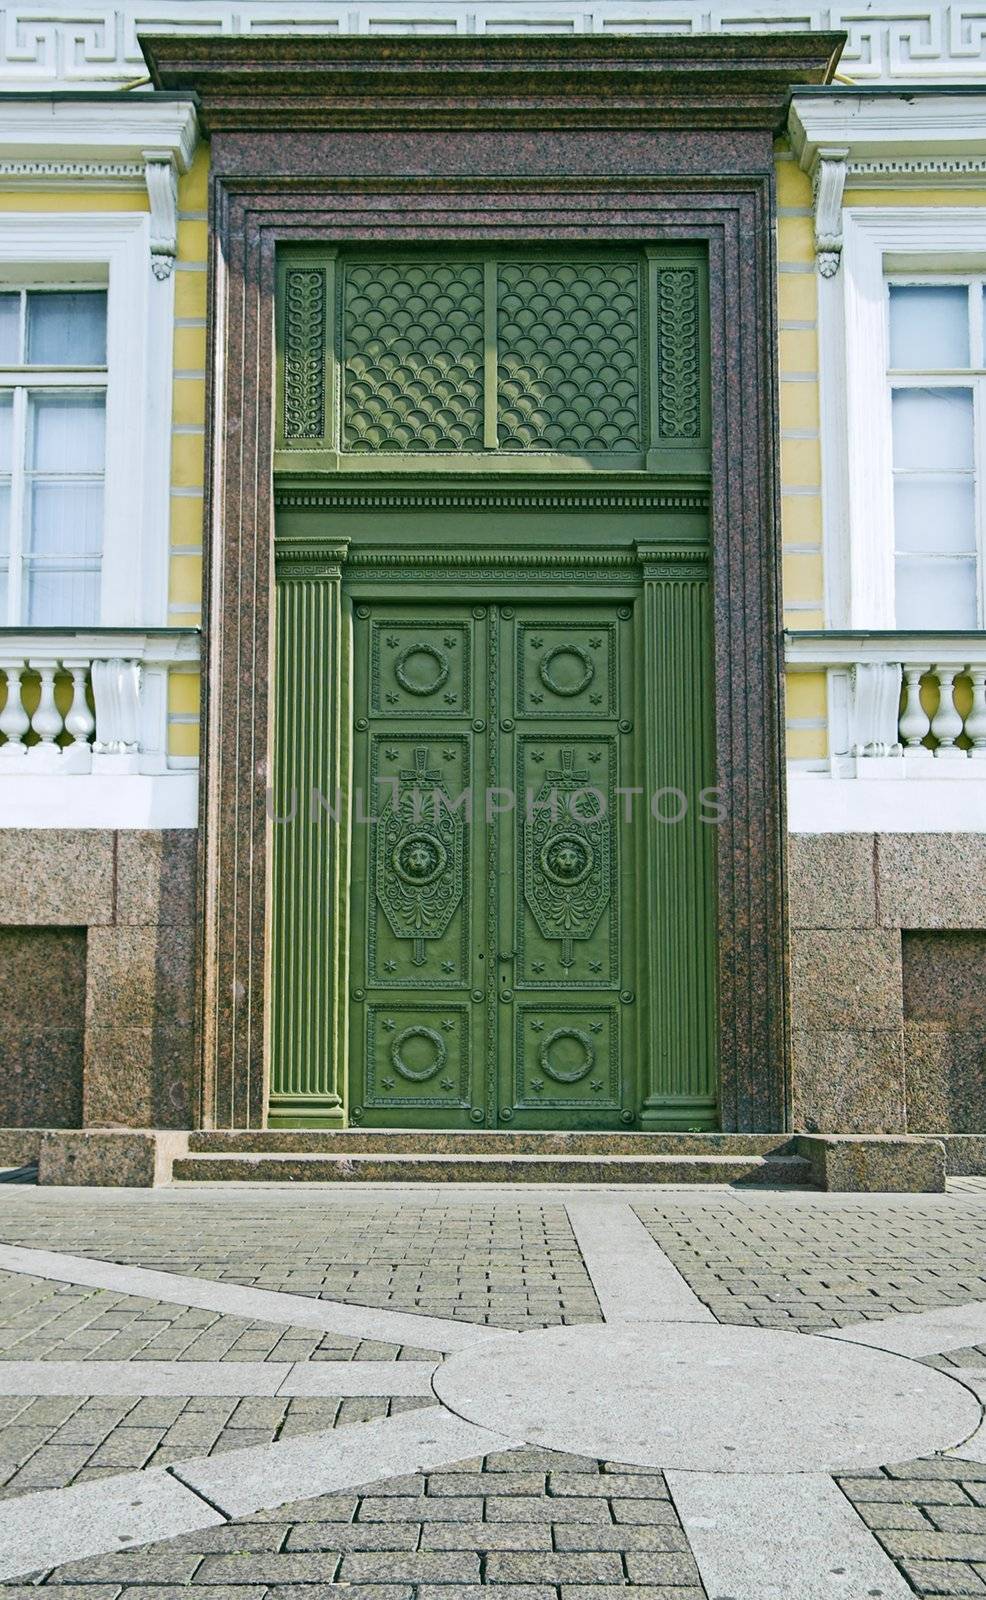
348,594 -> 639,1129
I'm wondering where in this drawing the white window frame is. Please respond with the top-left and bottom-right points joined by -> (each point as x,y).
831,207 -> 986,627
886,273 -> 986,630
0,285 -> 108,626
0,213 -> 174,625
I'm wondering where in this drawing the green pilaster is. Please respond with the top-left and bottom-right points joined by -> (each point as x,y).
638,546 -> 718,1130
269,540 -> 352,1126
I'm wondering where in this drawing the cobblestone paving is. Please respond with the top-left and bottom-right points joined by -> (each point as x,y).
0,1394 -> 436,1502
635,1199 -> 986,1330
0,1446 -> 707,1596
0,1271 -> 441,1363
0,1202 -> 601,1330
837,1456 -> 986,1597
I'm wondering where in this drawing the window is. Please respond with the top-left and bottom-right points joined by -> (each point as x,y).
0,288 -> 107,625
888,279 -> 984,629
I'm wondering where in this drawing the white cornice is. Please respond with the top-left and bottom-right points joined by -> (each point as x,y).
790,93 -> 986,170
0,101 -> 199,278
0,100 -> 199,170
790,91 -> 986,275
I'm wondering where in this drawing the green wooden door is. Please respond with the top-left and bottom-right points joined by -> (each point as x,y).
270,241 -> 718,1131
348,595 -> 638,1129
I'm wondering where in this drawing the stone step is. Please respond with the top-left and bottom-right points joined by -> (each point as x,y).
173,1150 -> 814,1186
187,1130 -> 797,1157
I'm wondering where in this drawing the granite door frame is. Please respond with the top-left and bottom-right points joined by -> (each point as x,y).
191,160 -> 788,1135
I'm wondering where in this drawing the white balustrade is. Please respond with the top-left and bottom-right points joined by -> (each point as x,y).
785,633 -> 986,776
0,631 -> 199,775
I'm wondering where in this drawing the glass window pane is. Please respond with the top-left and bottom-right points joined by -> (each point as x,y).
23,565 -> 99,626
0,393 -> 13,470
0,564 -> 6,620
895,556 -> 979,629
29,392 -> 105,474
28,483 -> 103,557
26,291 -> 106,366
889,285 -> 969,369
892,388 -> 974,472
0,293 -> 20,363
894,476 -> 977,554
0,484 -> 9,557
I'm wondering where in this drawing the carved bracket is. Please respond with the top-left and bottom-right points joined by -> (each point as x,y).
847,661 -> 903,758
143,150 -> 179,280
812,146 -> 848,278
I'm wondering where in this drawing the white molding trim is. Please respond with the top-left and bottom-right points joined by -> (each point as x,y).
818,208 -> 986,629
0,214 -> 175,623
0,101 -> 198,279
0,4 -> 983,90
788,771 -> 986,832
0,772 -> 197,828
791,93 -> 986,170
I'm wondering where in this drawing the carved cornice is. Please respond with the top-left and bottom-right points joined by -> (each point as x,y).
0,100 -> 199,280
847,155 -> 986,184
274,487 -> 710,514
636,542 -> 710,579
142,33 -> 844,135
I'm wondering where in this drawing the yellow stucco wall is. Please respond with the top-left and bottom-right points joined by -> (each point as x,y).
166,146 -> 209,761
776,141 -> 828,763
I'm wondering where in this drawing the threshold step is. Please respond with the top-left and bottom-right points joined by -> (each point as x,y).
187,1131 -> 797,1158
173,1151 -> 814,1186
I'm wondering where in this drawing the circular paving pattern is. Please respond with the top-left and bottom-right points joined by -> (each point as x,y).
433,1321 -> 983,1474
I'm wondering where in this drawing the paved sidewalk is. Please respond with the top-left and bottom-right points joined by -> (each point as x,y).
0,1183 -> 983,1597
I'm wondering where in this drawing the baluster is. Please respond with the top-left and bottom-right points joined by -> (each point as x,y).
29,660 -> 64,748
0,660 -> 29,757
966,667 -> 986,760
931,665 -> 965,758
899,663 -> 932,753
63,664 -> 95,749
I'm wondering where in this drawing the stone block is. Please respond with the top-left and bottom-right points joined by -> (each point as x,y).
942,1135 -> 986,1176
796,1134 -> 946,1193
85,925 -> 196,1029
38,1129 -> 188,1187
792,1027 -> 906,1134
83,1023 -> 196,1128
787,833 -> 876,929
902,931 -> 986,1023
115,830 -> 197,926
0,927 -> 86,1127
790,929 -> 902,1031
877,834 -> 986,929
904,1023 -> 986,1135
0,1128 -> 43,1165
0,830 -> 114,925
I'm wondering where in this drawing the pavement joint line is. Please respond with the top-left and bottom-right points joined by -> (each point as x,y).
821,1297 -> 986,1358
0,1359 -> 440,1398
166,1403 -> 521,1520
667,1470 -> 916,1600
564,1197 -> 716,1323
0,1241 -> 514,1353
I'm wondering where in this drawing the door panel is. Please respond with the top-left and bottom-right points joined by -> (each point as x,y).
349,594 -> 637,1129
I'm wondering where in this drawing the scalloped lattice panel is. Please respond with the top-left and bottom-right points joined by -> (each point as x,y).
342,261 -> 485,452
497,261 -> 643,453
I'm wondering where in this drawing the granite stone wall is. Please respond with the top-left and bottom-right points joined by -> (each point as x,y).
788,833 -> 986,1135
0,830 -> 197,1130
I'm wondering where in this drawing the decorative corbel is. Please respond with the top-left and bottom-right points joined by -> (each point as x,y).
143,150 -> 179,280
812,146 -> 848,278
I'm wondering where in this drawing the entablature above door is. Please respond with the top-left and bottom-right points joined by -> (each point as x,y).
274,244 -> 711,480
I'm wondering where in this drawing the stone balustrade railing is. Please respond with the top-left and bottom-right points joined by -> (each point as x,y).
786,632 -> 986,774
0,629 -> 200,775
